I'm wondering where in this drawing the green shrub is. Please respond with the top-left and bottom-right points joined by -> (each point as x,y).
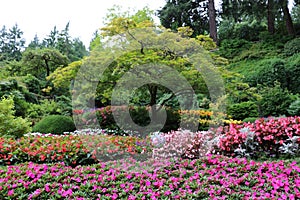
257,82 -> 295,117
227,101 -> 259,120
242,117 -> 258,123
27,98 -> 72,124
250,58 -> 288,88
286,53 -> 300,94
218,19 -> 266,42
287,99 -> 300,116
0,96 -> 31,138
218,39 -> 251,59
283,37 -> 300,56
32,115 -> 76,134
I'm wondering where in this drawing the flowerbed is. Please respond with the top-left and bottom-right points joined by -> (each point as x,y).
1,155 -> 300,199
0,131 -> 152,166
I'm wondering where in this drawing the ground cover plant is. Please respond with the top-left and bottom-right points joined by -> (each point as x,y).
0,155 -> 300,199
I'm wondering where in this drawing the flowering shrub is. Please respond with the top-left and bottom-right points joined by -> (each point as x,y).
150,130 -> 221,160
0,132 -> 152,166
0,155 -> 300,199
217,116 -> 300,158
179,109 -> 242,131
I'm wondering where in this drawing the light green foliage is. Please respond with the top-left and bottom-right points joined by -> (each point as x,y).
47,60 -> 83,89
27,98 -> 72,123
100,6 -> 155,37
196,35 -> 217,51
73,7 -> 223,111
32,115 -> 76,134
0,96 -> 31,138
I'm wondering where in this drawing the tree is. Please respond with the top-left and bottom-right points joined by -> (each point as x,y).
28,34 -> 43,49
267,0 -> 275,34
21,48 -> 68,78
221,0 -> 295,36
41,24 -> 88,61
280,0 -> 295,35
158,0 -> 209,37
208,0 -> 218,43
0,24 -> 25,61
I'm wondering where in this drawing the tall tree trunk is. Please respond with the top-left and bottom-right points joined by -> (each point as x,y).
208,0 -> 218,43
281,0 -> 295,36
267,0 -> 275,34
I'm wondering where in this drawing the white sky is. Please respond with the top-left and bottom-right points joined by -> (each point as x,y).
0,0 -> 167,48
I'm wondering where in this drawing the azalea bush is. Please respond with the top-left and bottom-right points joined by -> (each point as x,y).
217,116 -> 300,159
0,132 -> 152,166
178,109 -> 242,131
0,155 -> 300,199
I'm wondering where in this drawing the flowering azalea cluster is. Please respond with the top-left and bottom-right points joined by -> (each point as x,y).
0,132 -> 152,166
1,155 -> 300,199
217,117 -> 300,158
179,109 -> 242,131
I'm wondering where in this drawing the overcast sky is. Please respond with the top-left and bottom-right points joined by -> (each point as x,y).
0,0 -> 168,47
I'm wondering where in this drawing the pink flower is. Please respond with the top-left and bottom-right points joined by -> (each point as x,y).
8,189 -> 14,196
62,189 -> 72,197
112,193 -> 118,200
145,180 -> 151,186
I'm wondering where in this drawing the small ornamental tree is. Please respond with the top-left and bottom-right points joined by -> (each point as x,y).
0,96 -> 31,138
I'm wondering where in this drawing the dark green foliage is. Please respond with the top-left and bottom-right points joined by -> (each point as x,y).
22,74 -> 43,95
248,58 -> 288,88
32,115 -> 76,134
97,106 -> 180,135
283,37 -> 300,56
287,99 -> 300,116
0,79 -> 36,117
286,53 -> 300,94
257,82 -> 295,117
0,24 -> 25,62
218,39 -> 251,59
227,101 -> 258,120
157,0 -> 209,37
218,20 -> 267,42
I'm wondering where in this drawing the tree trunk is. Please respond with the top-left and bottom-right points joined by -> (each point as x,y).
45,59 -> 50,77
267,0 -> 275,34
148,84 -> 159,125
208,0 -> 218,43
281,0 -> 295,36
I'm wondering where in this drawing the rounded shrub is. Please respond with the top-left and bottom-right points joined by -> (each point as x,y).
227,101 -> 259,120
242,117 -> 258,123
32,115 -> 76,134
284,37 -> 300,56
